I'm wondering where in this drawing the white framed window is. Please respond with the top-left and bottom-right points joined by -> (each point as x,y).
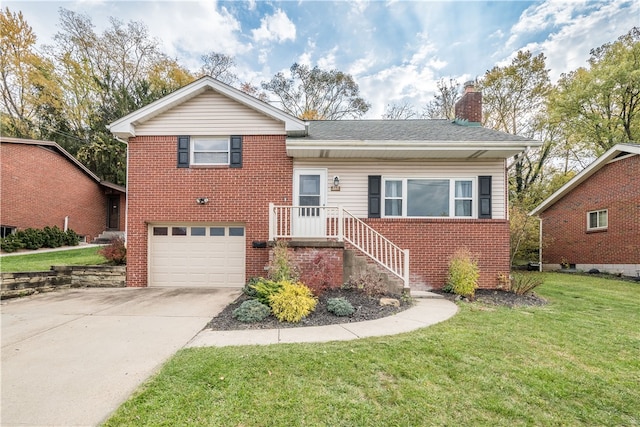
587,209 -> 608,230
383,178 -> 475,218
191,137 -> 229,165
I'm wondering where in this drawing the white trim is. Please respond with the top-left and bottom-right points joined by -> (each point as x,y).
190,136 -> 230,166
108,76 -> 306,139
530,144 -> 640,216
586,209 -> 608,231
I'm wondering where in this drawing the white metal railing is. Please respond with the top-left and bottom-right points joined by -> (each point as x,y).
269,204 -> 409,288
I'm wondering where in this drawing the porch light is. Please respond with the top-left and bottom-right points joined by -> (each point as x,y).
333,176 -> 340,187
196,197 -> 209,205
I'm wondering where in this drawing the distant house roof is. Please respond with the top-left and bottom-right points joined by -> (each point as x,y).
0,136 -> 126,193
530,143 -> 640,216
108,76 -> 307,139
286,120 -> 539,160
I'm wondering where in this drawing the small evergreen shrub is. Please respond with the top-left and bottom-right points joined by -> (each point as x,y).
43,226 -> 66,248
98,237 -> 127,265
510,272 -> 544,295
344,270 -> 387,296
269,281 -> 317,323
446,248 -> 479,299
243,277 -> 263,297
268,240 -> 300,282
232,299 -> 271,323
19,228 -> 46,250
64,229 -> 81,246
250,279 -> 283,305
0,234 -> 25,253
327,297 -> 355,317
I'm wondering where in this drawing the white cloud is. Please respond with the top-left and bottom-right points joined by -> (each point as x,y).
251,9 -> 296,44
317,46 -> 339,69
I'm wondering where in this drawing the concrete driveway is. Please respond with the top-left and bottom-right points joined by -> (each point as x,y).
1,287 -> 240,427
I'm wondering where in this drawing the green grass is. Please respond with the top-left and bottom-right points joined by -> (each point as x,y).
0,247 -> 108,272
104,273 -> 640,427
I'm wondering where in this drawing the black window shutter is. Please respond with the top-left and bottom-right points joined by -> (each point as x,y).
368,175 -> 382,218
478,175 -> 492,219
177,136 -> 190,168
230,135 -> 242,168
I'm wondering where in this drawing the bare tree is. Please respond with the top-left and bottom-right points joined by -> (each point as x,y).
422,78 -> 461,119
199,52 -> 237,85
382,101 -> 417,119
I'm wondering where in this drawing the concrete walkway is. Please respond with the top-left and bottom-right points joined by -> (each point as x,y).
187,293 -> 458,348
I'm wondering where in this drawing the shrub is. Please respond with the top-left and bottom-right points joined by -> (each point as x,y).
446,248 -> 479,299
344,270 -> 387,296
43,226 -> 66,248
268,240 -> 300,282
243,277 -> 263,297
304,253 -> 336,296
327,297 -> 355,317
250,279 -> 283,305
0,234 -> 25,253
269,281 -> 317,323
232,299 -> 271,323
64,229 -> 81,246
510,272 -> 544,295
98,237 -> 127,265
19,228 -> 46,250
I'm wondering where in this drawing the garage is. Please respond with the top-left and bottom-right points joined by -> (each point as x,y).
148,224 -> 245,287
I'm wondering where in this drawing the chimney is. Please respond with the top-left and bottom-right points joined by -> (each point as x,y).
454,81 -> 482,125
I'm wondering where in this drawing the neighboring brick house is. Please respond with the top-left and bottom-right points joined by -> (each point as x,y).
531,144 -> 640,277
0,137 -> 126,243
109,77 -> 538,290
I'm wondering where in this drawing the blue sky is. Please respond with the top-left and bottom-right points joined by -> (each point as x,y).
7,0 -> 639,118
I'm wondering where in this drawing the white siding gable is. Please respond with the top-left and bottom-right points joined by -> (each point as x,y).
294,159 -> 507,219
135,88 -> 286,136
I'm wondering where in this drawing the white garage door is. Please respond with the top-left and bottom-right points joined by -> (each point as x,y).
149,224 -> 245,287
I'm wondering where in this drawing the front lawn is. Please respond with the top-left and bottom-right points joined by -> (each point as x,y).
104,273 -> 640,426
0,247 -> 108,272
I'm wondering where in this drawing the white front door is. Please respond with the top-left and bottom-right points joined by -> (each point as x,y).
293,169 -> 327,237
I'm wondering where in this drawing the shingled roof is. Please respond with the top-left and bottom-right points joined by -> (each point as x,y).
299,120 -> 534,143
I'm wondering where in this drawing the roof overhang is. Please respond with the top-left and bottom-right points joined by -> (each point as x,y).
530,143 -> 640,216
108,76 -> 306,140
286,139 -> 540,159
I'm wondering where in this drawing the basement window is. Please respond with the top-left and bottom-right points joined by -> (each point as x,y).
587,209 -> 608,231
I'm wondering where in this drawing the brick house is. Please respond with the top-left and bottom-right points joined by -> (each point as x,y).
0,137 -> 126,242
109,77 -> 538,291
531,144 -> 640,277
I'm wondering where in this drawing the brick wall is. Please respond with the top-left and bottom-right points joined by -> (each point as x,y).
454,89 -> 482,123
1,143 -> 108,241
365,218 -> 510,289
541,155 -> 640,265
282,245 -> 344,291
126,135 -> 292,287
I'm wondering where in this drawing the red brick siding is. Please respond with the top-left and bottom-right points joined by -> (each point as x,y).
364,218 -> 510,289
126,135 -> 292,287
1,143 -> 108,241
540,155 -> 640,265
282,247 -> 343,291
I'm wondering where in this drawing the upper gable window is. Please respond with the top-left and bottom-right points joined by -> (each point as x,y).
587,209 -> 608,231
191,137 -> 229,165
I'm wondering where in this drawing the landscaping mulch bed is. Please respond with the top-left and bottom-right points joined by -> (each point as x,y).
206,288 -> 410,331
207,287 -> 548,331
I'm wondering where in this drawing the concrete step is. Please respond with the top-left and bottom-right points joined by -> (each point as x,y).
410,290 -> 444,299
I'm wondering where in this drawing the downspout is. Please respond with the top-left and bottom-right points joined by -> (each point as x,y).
64,216 -> 69,232
115,136 -> 129,247
538,217 -> 543,272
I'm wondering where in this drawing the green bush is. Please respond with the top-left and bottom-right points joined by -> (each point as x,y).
327,297 -> 355,317
19,228 -> 46,250
446,248 -> 479,299
98,237 -> 126,265
0,234 -> 25,253
267,240 -> 300,282
232,299 -> 271,323
250,279 -> 283,305
510,272 -> 544,295
43,226 -> 66,248
269,281 -> 317,323
243,277 -> 262,297
64,229 -> 81,246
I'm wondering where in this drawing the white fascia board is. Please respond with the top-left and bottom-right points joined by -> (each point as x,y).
108,77 -> 305,139
287,139 -> 539,152
530,144 -> 640,216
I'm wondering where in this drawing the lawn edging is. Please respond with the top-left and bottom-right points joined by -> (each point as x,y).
1,265 -> 126,299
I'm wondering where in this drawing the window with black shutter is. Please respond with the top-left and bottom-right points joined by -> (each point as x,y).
478,175 -> 492,219
230,135 -> 242,168
177,136 -> 190,168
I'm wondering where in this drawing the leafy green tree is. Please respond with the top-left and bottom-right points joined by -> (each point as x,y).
262,63 -> 370,119
549,27 -> 640,154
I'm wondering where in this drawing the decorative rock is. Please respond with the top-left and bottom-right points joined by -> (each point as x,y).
379,297 -> 400,307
